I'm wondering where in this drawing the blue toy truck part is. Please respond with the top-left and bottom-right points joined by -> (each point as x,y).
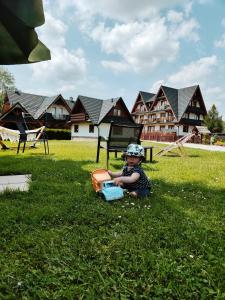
100,180 -> 124,201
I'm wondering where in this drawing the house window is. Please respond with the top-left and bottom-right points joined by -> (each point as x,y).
168,125 -> 174,130
89,124 -> 94,133
113,108 -> 121,116
183,125 -> 189,132
160,125 -> 165,132
148,126 -> 154,132
74,125 -> 79,133
112,126 -> 123,135
192,101 -> 197,107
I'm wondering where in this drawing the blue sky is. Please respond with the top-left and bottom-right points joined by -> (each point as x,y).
8,0 -> 225,117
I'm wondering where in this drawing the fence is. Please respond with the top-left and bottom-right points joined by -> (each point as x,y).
141,132 -> 177,142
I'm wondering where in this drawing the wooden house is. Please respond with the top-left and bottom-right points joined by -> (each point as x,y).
131,85 -> 207,141
0,89 -> 74,129
70,95 -> 135,139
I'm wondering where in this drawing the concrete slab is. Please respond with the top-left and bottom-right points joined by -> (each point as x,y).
0,174 -> 31,193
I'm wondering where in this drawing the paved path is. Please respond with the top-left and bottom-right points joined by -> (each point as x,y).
0,174 -> 31,193
183,143 -> 225,152
152,141 -> 225,152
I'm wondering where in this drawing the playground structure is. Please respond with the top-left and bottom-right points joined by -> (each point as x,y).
154,133 -> 195,157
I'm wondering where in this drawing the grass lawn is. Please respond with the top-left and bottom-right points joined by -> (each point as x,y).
0,140 -> 224,299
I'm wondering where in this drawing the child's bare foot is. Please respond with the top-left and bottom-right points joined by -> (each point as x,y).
129,191 -> 138,197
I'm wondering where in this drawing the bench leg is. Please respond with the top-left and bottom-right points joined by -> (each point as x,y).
150,148 -> 153,162
96,137 -> 101,163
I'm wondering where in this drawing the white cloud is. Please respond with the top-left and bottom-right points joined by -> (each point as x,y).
184,2 -> 193,17
57,0 -> 185,22
37,12 -> 67,49
167,56 -> 218,86
215,34 -> 225,49
167,10 -> 183,23
31,11 -> 88,93
91,15 -> 199,73
151,80 -> 165,93
50,1 -> 200,74
92,19 -> 180,73
31,48 -> 87,88
170,18 -> 199,41
101,61 -> 130,73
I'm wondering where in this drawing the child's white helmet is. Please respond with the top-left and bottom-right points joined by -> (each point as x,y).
126,144 -> 144,157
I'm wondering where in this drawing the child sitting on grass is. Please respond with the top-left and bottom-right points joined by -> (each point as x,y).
108,144 -> 151,198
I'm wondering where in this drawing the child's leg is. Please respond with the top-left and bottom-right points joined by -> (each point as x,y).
129,191 -> 138,197
129,188 -> 150,198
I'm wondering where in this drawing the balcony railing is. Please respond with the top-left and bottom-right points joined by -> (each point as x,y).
180,118 -> 203,126
70,113 -> 88,122
52,114 -> 69,120
142,117 -> 176,124
185,106 -> 204,114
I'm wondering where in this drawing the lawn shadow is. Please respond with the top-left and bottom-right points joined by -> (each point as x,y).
0,155 -> 224,299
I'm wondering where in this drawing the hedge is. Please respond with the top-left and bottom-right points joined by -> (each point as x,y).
46,128 -> 71,140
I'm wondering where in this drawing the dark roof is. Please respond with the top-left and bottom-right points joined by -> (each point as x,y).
5,90 -> 71,119
178,85 -> 198,119
6,90 -> 46,117
77,95 -> 103,124
0,102 -> 29,120
139,91 -> 156,103
161,86 -> 178,117
77,95 -> 133,125
160,85 -> 198,121
65,99 -> 76,110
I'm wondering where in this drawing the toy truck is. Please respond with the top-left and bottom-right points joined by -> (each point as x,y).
91,169 -> 124,201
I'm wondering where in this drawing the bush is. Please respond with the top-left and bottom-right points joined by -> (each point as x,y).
210,134 -> 219,144
214,140 -> 225,146
46,128 -> 71,140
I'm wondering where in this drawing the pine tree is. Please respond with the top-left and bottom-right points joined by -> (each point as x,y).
204,104 -> 224,133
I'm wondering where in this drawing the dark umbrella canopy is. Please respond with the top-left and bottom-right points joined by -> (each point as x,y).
0,0 -> 51,64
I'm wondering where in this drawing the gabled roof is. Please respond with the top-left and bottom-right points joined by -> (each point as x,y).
76,95 -> 103,124
76,95 -> 133,125
6,90 -> 46,117
5,90 -> 71,119
155,85 -> 199,121
139,91 -> 156,103
161,86 -> 178,117
178,85 -> 199,119
0,102 -> 34,121
65,99 -> 75,110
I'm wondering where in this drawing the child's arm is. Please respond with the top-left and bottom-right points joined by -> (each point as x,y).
108,170 -> 123,178
113,172 -> 140,185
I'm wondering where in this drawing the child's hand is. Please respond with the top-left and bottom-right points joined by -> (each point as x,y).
113,177 -> 123,187
108,170 -> 113,177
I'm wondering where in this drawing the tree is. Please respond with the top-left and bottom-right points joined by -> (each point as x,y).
0,67 -> 15,111
0,67 -> 15,89
204,104 -> 224,133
